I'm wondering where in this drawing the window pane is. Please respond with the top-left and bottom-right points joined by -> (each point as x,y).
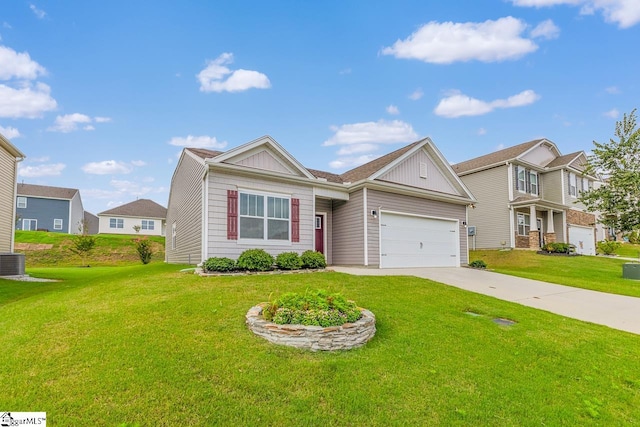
283,200 -> 289,219
240,193 -> 248,215
268,219 -> 289,240
256,195 -> 264,216
110,218 -> 116,228
240,217 -> 264,239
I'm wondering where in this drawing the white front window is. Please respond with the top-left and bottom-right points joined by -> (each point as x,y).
239,191 -> 290,241
53,219 -> 63,230
17,197 -> 27,208
529,172 -> 538,195
569,173 -> 577,197
110,218 -> 124,229
582,177 -> 589,193
142,220 -> 155,230
517,168 -> 526,192
517,213 -> 531,236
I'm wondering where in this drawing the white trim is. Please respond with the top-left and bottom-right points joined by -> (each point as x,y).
202,172 -> 209,261
562,210 -> 567,242
560,170 -> 566,205
363,187 -> 368,266
53,218 -> 63,230
237,188 -> 292,243
507,163 -> 514,201
509,207 -> 515,248
22,218 -> 37,231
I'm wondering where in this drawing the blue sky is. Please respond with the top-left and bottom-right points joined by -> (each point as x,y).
1,1 -> 639,214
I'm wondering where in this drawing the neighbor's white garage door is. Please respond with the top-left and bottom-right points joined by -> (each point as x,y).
380,212 -> 459,268
568,225 -> 596,255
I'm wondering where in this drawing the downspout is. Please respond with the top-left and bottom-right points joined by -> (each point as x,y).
11,156 -> 25,252
507,162 -> 515,248
201,168 -> 209,263
363,187 -> 368,266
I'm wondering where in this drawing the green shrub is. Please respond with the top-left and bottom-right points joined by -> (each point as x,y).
203,257 -> 236,272
542,242 -> 572,253
263,289 -> 361,327
469,260 -> 487,269
236,249 -> 274,272
275,252 -> 303,270
300,250 -> 327,269
627,230 -> 640,244
134,238 -> 153,264
597,240 -> 621,255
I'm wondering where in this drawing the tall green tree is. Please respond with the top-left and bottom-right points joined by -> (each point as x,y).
579,109 -> 640,234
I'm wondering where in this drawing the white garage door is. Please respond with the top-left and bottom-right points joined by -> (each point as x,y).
380,212 -> 459,268
568,225 -> 596,255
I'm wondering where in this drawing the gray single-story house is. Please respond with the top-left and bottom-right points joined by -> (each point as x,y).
166,135 -> 476,268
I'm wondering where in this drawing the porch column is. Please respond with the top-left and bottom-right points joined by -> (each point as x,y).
544,209 -> 557,244
528,205 -> 539,249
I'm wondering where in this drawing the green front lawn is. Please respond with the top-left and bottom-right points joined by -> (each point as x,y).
615,243 -> 640,259
470,249 -> 640,298
1,264 -> 639,425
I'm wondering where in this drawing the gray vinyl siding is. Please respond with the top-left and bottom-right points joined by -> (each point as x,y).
331,189 -> 364,265
366,189 -> 468,266
315,198 -> 333,265
378,149 -> 458,195
541,170 -> 563,204
165,152 -> 206,264
0,149 -> 16,252
16,197 -> 70,233
460,165 -> 511,249
69,192 -> 84,234
205,171 -> 314,260
554,213 -> 566,243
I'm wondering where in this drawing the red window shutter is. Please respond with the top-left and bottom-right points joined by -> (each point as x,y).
291,198 -> 300,243
227,190 -> 238,240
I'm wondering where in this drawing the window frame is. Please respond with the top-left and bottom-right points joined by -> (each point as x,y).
517,213 -> 531,236
109,218 -> 124,229
517,167 -> 526,192
17,196 -> 27,209
53,218 -> 63,230
569,172 -> 577,197
141,219 -> 155,230
238,190 -> 291,244
529,171 -> 539,195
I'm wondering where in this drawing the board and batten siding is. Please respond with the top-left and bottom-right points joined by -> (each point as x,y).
315,198 -> 333,265
165,152 -> 206,264
460,165 -> 511,249
205,171 -> 314,260
331,189 -> 364,265
540,170 -> 563,205
366,189 -> 468,266
378,149 -> 458,195
0,148 -> 17,252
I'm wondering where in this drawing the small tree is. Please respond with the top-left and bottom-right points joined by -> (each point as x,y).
579,109 -> 640,235
133,225 -> 141,233
134,238 -> 153,264
70,220 -> 96,266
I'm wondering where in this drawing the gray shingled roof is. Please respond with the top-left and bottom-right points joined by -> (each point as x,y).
185,147 -> 224,159
452,139 -> 544,174
98,198 -> 167,218
17,183 -> 78,200
545,151 -> 583,168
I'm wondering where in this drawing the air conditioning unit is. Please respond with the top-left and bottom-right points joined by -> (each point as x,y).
467,226 -> 476,236
0,253 -> 26,276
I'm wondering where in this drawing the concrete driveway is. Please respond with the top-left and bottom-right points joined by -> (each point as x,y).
330,266 -> 640,335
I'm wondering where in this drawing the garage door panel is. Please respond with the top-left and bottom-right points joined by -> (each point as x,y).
568,226 -> 596,255
380,213 -> 459,268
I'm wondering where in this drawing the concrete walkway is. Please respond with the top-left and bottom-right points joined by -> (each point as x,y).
330,266 -> 640,335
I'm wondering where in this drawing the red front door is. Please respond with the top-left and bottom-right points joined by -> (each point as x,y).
315,215 -> 324,254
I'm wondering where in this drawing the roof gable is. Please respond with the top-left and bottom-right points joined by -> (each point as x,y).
452,139 -> 545,174
17,183 -> 78,200
98,198 -> 167,218
210,135 -> 315,179
0,133 -> 25,158
518,140 -> 560,167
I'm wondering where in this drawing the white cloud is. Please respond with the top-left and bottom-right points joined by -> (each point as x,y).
131,160 -> 147,167
511,0 -> 640,28
603,108 -> 619,118
329,155 -> 379,170
30,156 -> 49,162
530,19 -> 561,39
81,160 -> 133,175
29,4 -> 47,19
336,143 -> 380,156
477,128 -> 487,135
386,105 -> 400,115
323,119 -> 418,146
82,181 -> 167,207
168,134 -> 228,149
408,88 -> 423,100
381,17 -> 539,64
18,162 -> 65,177
605,86 -> 620,94
339,68 -> 352,75
434,89 -> 541,118
0,45 -> 47,80
197,53 -> 271,93
3,22 -> 12,29
0,82 -> 57,118
47,113 -> 111,133
0,125 -> 21,138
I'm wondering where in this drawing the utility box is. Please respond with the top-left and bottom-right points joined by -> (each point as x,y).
623,263 -> 640,280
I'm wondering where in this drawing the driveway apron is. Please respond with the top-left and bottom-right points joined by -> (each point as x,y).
330,266 -> 640,335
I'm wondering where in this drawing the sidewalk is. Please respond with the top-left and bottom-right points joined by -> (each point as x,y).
330,266 -> 640,335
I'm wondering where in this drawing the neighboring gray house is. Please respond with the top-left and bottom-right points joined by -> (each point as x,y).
166,135 -> 476,268
83,211 -> 99,235
98,199 -> 167,236
0,133 -> 26,252
16,183 -> 85,234
452,139 -> 602,255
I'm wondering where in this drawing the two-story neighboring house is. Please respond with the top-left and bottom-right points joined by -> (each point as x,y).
16,183 -> 85,234
452,139 -> 601,255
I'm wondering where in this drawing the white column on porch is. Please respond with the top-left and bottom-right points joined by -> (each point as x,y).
529,205 -> 537,228
547,209 -> 554,233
